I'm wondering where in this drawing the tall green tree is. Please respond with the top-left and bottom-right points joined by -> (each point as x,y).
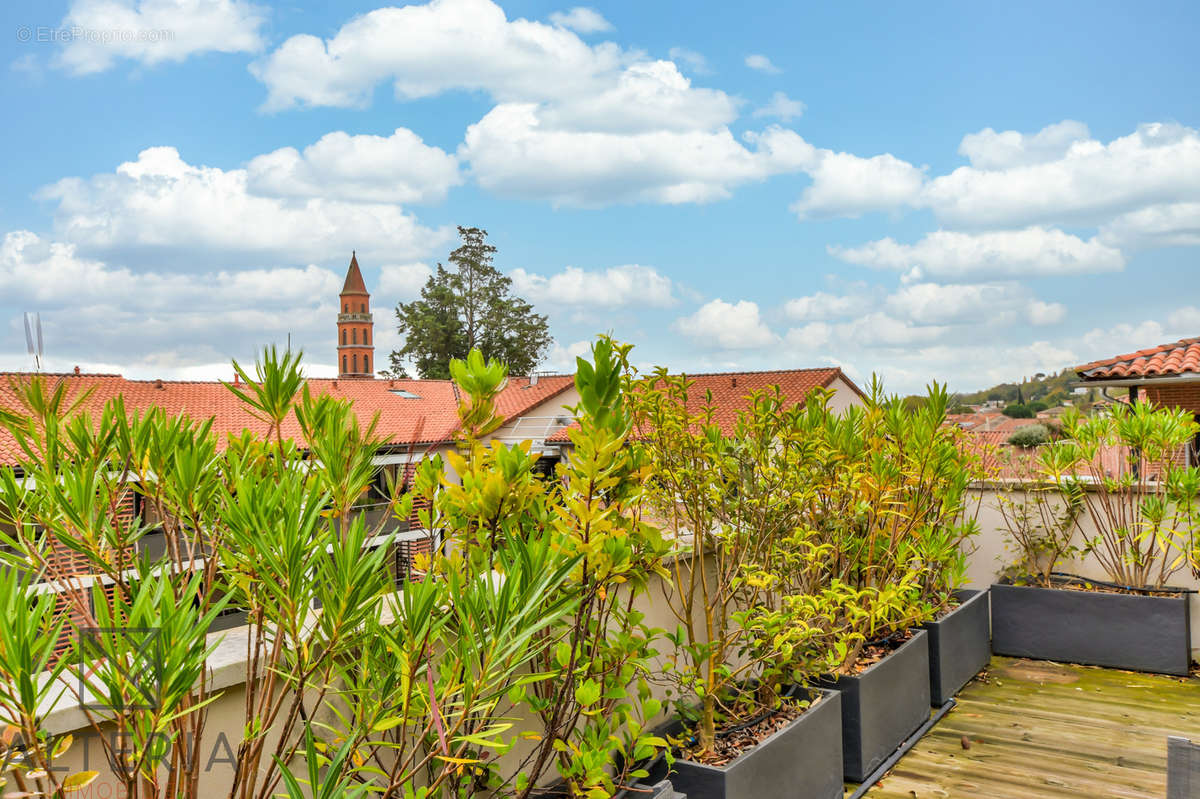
385,226 -> 553,379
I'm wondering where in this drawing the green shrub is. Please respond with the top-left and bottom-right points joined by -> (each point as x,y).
1003,403 -> 1034,418
1007,424 -> 1051,448
1043,403 -> 1200,588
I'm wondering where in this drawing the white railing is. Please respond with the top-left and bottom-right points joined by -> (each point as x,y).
493,415 -> 575,443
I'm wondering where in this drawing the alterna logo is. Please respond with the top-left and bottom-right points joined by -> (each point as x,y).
77,628 -> 164,712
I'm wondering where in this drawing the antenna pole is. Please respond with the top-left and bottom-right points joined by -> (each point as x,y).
23,312 -> 43,372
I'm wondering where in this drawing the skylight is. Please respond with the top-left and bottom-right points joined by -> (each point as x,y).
389,389 -> 421,399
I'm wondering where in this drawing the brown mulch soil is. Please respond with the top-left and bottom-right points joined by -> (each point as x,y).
845,628 -> 915,675
1036,576 -> 1185,597
932,596 -> 962,620
677,694 -> 817,767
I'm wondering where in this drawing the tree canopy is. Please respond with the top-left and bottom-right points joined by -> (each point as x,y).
385,226 -> 553,379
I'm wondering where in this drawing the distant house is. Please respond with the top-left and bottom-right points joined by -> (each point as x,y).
1075,336 -> 1200,465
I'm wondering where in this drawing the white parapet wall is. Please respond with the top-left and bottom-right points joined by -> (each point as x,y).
963,484 -> 1200,660
33,496 -> 1200,792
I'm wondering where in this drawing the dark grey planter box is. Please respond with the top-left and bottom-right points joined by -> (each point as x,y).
922,588 -> 991,706
1167,736 -> 1200,799
990,582 -> 1191,676
647,689 -> 843,799
815,629 -> 931,783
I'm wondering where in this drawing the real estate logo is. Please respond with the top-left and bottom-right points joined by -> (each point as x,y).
77,627 -> 164,713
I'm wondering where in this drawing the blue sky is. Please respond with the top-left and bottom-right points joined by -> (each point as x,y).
2,0 -> 1198,392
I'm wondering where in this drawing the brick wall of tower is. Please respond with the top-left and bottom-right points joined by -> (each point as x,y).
337,254 -> 375,378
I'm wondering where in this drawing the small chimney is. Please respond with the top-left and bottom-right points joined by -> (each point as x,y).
731,376 -> 737,388
530,373 -> 539,386
233,372 -> 240,386
155,379 -> 164,389
73,365 -> 81,375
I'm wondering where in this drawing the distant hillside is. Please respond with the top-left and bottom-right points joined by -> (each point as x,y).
956,368 -> 1078,407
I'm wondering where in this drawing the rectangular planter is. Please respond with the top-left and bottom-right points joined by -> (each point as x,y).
816,629 -> 931,783
990,582 -> 1191,676
922,588 -> 991,705
646,689 -> 843,799
1167,736 -> 1200,799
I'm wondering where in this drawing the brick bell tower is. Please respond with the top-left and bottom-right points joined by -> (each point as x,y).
337,251 -> 374,378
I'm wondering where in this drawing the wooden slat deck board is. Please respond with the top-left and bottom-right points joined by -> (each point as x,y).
859,656 -> 1200,799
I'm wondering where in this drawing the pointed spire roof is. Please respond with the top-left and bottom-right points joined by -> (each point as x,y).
340,251 -> 368,296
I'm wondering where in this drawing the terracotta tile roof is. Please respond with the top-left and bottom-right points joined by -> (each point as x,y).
493,375 -> 575,424
985,416 -> 1039,433
0,373 -> 463,467
1076,336 -> 1200,380
546,367 -> 859,444
0,371 -> 582,468
546,425 -> 573,444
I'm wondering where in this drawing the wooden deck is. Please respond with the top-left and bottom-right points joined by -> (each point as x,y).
862,656 -> 1200,799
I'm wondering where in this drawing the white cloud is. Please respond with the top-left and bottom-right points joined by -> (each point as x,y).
250,0 -> 829,210
38,146 -> 449,265
752,91 -> 805,122
839,312 -> 948,345
791,150 -> 925,219
543,339 -> 593,371
1076,320 -> 1175,365
830,227 -> 1124,280
548,7 -> 612,33
250,0 -> 627,111
923,122 -> 1200,229
246,128 -> 461,205
58,0 -> 266,75
779,312 -> 949,358
885,283 -> 1012,325
673,299 -> 777,349
668,46 -> 709,74
782,322 -> 833,352
744,54 -> 780,74
957,120 -> 1091,170
461,107 -> 813,206
378,263 -> 432,301
775,121 -> 1200,235
1,230 -> 340,309
1099,202 -> 1200,249
783,291 -> 872,321
533,60 -> 738,133
884,282 -> 1065,327
0,230 -> 344,375
510,265 -> 676,307
1167,307 -> 1200,330
1027,300 -> 1067,326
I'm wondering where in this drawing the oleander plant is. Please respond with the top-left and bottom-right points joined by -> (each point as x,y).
0,340 -> 983,797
